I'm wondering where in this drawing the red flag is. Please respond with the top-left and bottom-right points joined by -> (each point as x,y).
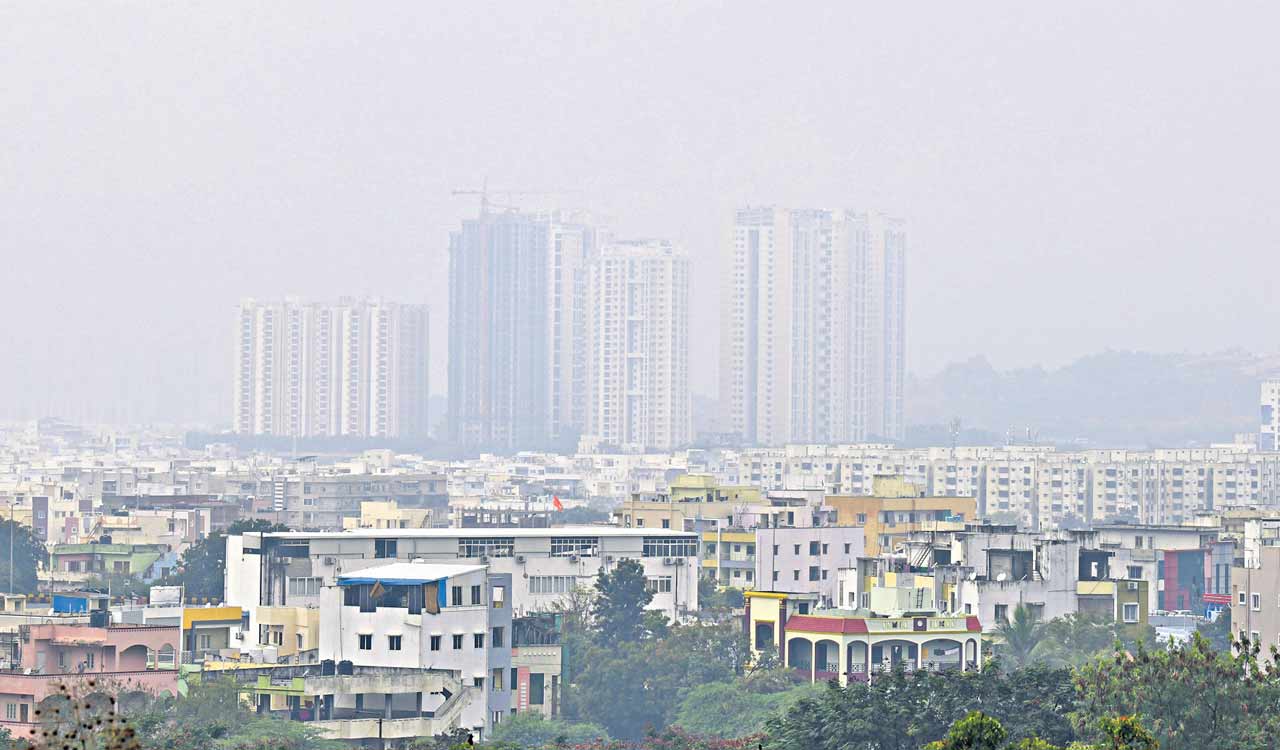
553,495 -> 564,511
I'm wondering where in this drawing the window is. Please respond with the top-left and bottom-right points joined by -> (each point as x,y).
430,635 -> 441,651
994,604 -> 1009,623
794,544 -> 802,555
475,677 -> 484,689
1122,603 -> 1139,623
388,635 -> 402,651
551,537 -> 599,557
459,537 -> 515,558
492,585 -> 506,609
86,652 -> 95,669
822,544 -> 829,555
530,575 -> 578,594
1127,566 -> 1142,579
471,585 -> 482,605
474,633 -> 485,648
492,626 -> 505,647
772,545 -> 778,555
1239,590 -> 1247,606
792,570 -> 800,581
297,633 -> 304,650
452,586 -> 463,606
492,668 -> 504,691
1252,593 -> 1261,611
645,576 -> 673,593
358,634 -> 372,650
746,544 -> 755,555
375,539 -> 397,559
452,634 -> 464,650
198,634 -> 211,650
856,513 -> 867,525
529,673 -> 545,705
844,543 -> 851,554
808,566 -> 820,581
642,536 -> 697,557
661,519 -> 670,529
287,577 -> 321,597
4,704 -> 13,720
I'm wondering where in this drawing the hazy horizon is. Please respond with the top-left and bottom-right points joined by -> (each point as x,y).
5,2 -> 1279,425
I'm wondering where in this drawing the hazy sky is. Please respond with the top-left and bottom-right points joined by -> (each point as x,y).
3,2 -> 1278,424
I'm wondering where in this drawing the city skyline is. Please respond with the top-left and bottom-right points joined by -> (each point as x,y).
6,4 -> 1278,426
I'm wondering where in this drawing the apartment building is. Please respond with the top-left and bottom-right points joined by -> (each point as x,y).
232,298 -> 430,439
224,472 -> 446,531
225,527 -> 700,638
1232,545 -> 1280,648
584,240 -> 691,452
719,207 -> 906,447
449,209 -> 602,451
753,526 -> 865,604
1262,379 -> 1280,451
320,562 -> 512,734
611,474 -> 762,530
826,476 -> 975,556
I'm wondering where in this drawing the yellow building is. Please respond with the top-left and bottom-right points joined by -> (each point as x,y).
342,500 -> 435,530
826,477 -> 975,556
255,606 -> 320,661
612,474 -> 761,530
700,529 -> 758,588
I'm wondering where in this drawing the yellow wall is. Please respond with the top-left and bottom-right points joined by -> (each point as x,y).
826,493 -> 976,556
256,606 -> 320,658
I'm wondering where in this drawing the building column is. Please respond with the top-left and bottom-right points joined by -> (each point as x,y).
415,692 -> 423,717
355,694 -> 364,713
383,694 -> 393,719
809,641 -> 816,684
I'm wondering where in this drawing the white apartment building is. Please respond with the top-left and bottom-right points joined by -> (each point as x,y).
320,562 -> 512,734
1262,380 -> 1280,451
232,298 -> 429,439
585,240 -> 691,452
225,527 -> 700,638
719,207 -> 906,447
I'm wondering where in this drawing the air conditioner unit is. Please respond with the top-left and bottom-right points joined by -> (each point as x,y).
480,555 -> 490,564
323,557 -> 337,566
515,555 -> 526,564
569,555 -> 579,563
663,557 -> 675,566
1127,582 -> 1139,591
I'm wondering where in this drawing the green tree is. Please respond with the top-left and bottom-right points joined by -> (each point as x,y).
1073,631 -> 1280,750
489,713 -> 609,748
764,663 -> 1076,750
996,605 -> 1044,669
162,521 -> 285,601
924,711 -> 1007,750
674,680 -> 820,738
1031,614 -> 1153,668
568,623 -> 745,739
591,559 -> 652,643
0,519 -> 48,594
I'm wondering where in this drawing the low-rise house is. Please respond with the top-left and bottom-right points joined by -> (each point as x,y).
744,590 -> 983,685
0,621 -> 180,736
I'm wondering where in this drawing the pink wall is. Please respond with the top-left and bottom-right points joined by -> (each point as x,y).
20,625 -> 179,673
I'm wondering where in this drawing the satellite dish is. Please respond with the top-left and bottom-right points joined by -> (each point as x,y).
996,572 -> 1008,582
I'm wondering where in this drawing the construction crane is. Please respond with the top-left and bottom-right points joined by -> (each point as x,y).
451,180 -> 582,216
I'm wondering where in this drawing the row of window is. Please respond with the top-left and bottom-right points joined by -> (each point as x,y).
358,627 -> 506,651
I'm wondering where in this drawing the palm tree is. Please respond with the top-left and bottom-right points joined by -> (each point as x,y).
995,604 -> 1044,668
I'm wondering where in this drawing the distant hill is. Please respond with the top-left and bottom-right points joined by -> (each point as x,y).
905,349 -> 1280,449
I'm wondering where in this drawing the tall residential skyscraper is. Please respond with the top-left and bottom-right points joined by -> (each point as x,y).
447,208 -> 601,451
1263,379 -> 1280,451
232,298 -> 429,439
585,240 -> 691,451
720,207 -> 905,446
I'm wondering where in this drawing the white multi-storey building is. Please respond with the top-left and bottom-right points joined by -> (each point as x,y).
232,298 -> 429,439
585,240 -> 690,452
1262,380 -> 1280,451
719,207 -> 906,447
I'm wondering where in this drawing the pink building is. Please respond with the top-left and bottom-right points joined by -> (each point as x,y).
0,623 -> 179,734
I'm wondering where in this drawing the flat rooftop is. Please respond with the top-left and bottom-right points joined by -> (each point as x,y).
250,526 -> 696,540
